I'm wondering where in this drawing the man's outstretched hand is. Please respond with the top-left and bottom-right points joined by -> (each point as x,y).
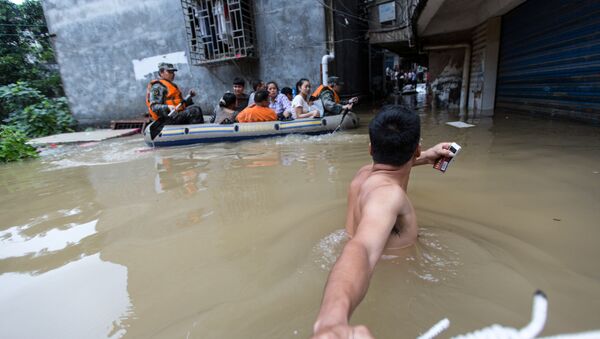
312,324 -> 374,339
416,142 -> 455,166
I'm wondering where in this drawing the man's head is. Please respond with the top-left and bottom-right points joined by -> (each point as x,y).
328,76 -> 344,93
158,62 -> 177,81
233,77 -> 245,95
254,90 -> 269,107
369,105 -> 421,166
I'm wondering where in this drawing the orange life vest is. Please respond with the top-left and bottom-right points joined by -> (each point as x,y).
146,79 -> 186,121
312,85 -> 340,104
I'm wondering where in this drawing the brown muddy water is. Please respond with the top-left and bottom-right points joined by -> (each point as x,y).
1,107 -> 599,339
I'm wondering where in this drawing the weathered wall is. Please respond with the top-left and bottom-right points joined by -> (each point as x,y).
331,0 -> 370,97
42,0 -> 327,126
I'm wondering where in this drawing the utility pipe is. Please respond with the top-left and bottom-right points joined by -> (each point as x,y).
321,52 -> 335,86
423,44 -> 471,114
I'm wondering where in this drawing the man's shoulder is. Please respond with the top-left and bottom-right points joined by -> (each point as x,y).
320,88 -> 334,97
361,176 -> 406,202
148,81 -> 167,97
149,80 -> 167,90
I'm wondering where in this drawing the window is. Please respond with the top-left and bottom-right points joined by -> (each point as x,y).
181,0 -> 256,65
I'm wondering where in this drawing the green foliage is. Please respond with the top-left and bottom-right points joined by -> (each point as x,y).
0,0 -> 63,97
0,82 -> 45,120
0,125 -> 38,162
1,82 -> 76,138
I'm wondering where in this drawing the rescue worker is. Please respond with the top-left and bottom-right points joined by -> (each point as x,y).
312,76 -> 358,116
146,62 -> 204,125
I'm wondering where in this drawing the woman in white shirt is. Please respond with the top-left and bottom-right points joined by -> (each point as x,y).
291,78 -> 320,119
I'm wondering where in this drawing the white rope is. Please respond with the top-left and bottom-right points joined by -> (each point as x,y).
417,318 -> 450,339
419,291 -> 600,339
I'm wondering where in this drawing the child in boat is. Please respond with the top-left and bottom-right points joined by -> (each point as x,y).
214,93 -> 237,124
248,79 -> 265,106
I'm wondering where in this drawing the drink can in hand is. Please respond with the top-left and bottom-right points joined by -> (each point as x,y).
433,142 -> 461,173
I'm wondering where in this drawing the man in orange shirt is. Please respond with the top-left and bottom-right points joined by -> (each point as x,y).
236,90 -> 277,123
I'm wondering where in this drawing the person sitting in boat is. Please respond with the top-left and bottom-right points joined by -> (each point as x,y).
292,79 -> 321,119
236,90 -> 277,123
281,87 -> 293,102
233,77 -> 249,111
266,81 -> 293,121
248,79 -> 265,106
312,76 -> 358,116
214,92 -> 238,124
309,95 -> 325,118
145,62 -> 204,125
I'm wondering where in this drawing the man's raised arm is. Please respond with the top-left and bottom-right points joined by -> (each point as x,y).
312,187 -> 405,339
414,142 -> 455,166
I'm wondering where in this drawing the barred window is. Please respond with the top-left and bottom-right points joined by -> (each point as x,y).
181,0 -> 256,65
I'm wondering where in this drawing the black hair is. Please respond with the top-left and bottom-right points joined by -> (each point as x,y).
252,79 -> 264,91
281,87 -> 293,96
266,81 -> 279,91
295,78 -> 310,94
254,90 -> 269,103
369,105 -> 421,166
219,92 -> 237,108
233,77 -> 245,86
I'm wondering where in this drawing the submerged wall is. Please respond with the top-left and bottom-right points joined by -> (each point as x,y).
42,0 -> 328,126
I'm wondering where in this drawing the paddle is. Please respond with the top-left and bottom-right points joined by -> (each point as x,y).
332,97 -> 358,133
149,94 -> 192,141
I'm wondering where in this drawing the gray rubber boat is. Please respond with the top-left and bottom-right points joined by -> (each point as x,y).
143,112 -> 360,147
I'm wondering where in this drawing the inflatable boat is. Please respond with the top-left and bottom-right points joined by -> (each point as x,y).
143,112 -> 360,147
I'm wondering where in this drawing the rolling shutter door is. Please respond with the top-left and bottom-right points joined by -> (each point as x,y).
496,0 -> 600,123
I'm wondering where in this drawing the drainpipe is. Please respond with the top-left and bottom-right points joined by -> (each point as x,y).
321,52 -> 335,86
423,44 -> 471,114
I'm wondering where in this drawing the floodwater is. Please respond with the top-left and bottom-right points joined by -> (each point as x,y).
1,105 -> 599,339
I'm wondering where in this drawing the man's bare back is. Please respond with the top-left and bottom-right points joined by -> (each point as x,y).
312,105 -> 455,339
345,164 -> 418,250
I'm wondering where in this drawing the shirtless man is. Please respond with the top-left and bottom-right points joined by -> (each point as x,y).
312,106 -> 455,339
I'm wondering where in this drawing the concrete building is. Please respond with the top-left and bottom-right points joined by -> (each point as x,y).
42,0 -> 368,126
365,0 -> 600,123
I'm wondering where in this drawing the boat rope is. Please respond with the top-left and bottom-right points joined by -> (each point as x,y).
418,290 -> 600,339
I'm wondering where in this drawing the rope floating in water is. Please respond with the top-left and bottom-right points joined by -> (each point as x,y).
419,290 -> 600,339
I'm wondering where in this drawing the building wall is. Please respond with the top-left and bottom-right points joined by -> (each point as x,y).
331,0 -> 370,97
42,0 -> 328,126
468,16 -> 501,113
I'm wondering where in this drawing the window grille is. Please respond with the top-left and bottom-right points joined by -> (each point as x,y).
181,0 -> 256,65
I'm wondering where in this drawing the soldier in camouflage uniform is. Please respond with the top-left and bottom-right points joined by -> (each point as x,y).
313,76 -> 359,116
146,62 -> 204,125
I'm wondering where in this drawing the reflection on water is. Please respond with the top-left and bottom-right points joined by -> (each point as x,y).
0,108 -> 599,338
0,219 -> 97,260
0,254 -> 132,339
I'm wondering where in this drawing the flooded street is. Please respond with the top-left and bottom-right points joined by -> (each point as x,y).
1,107 -> 599,338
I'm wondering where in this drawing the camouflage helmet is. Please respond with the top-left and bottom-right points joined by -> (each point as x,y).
158,62 -> 178,72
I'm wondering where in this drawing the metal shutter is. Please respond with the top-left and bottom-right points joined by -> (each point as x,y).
496,0 -> 600,123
